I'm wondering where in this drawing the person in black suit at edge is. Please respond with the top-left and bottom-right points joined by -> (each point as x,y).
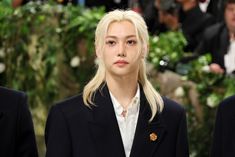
176,0 -> 215,52
196,0 -> 235,75
211,95 -> 235,157
45,9 -> 189,157
0,86 -> 38,157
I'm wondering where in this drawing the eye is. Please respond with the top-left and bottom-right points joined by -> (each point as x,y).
127,40 -> 137,46
105,40 -> 116,46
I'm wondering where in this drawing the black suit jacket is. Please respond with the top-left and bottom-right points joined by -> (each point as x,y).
207,0 -> 224,22
45,84 -> 189,157
0,87 -> 38,157
211,95 -> 235,157
196,22 -> 230,70
180,5 -> 215,52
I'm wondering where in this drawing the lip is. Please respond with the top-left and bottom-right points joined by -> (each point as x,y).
114,60 -> 129,65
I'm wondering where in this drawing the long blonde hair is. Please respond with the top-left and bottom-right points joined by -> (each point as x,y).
83,10 -> 164,121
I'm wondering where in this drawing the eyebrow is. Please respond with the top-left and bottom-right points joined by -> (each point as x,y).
105,35 -> 137,39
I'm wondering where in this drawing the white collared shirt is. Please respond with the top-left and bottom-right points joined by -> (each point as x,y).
225,40 -> 235,74
109,86 -> 140,157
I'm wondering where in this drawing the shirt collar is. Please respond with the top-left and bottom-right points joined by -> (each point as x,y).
109,85 -> 140,117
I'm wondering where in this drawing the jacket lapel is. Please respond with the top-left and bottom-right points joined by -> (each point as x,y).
88,83 -> 166,157
88,84 -> 125,157
130,89 -> 166,157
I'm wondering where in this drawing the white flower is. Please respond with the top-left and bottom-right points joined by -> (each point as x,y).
206,95 -> 218,108
36,0 -> 42,5
0,49 -> 5,58
13,9 -> 20,16
152,36 -> 159,42
55,28 -> 62,33
174,86 -> 185,97
0,63 -> 6,73
30,7 -> 36,14
70,56 -> 80,68
56,5 -> 64,13
202,65 -> 210,73
42,4 -> 51,12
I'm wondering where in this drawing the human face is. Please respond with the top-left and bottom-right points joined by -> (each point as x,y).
225,3 -> 235,32
97,20 -> 143,79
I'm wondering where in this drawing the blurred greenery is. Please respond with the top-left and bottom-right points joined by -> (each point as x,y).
149,32 -> 235,157
0,2 -> 235,157
149,31 -> 187,71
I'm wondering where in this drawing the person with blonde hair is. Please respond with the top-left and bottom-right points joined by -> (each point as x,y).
45,9 -> 189,157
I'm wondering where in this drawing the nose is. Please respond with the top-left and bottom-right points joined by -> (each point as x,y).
117,42 -> 126,57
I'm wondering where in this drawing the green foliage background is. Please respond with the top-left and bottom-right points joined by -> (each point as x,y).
0,2 -> 235,157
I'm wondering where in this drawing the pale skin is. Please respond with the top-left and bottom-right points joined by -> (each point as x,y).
96,20 -> 145,110
209,63 -> 224,74
225,3 -> 235,33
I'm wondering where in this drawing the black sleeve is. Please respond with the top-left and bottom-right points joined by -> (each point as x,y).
45,105 -> 72,157
176,109 -> 189,157
16,93 -> 38,157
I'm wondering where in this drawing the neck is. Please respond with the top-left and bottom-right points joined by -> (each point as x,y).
106,74 -> 138,109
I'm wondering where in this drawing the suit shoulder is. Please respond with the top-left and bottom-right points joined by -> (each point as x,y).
158,97 -> 187,131
218,95 -> 235,113
0,86 -> 25,98
0,86 -> 27,110
56,94 -> 83,106
203,23 -> 224,39
162,97 -> 185,116
51,94 -> 90,118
